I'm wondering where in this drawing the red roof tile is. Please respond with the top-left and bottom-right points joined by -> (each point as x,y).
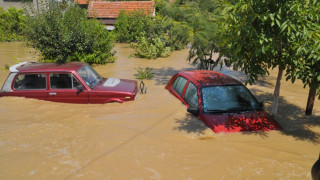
87,1 -> 155,18
74,0 -> 87,5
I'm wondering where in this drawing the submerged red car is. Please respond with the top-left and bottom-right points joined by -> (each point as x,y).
0,62 -> 138,103
166,70 -> 282,133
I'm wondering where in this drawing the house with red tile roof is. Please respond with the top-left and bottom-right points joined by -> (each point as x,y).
74,1 -> 155,30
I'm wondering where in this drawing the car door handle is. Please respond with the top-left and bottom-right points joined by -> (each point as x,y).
49,92 -> 57,96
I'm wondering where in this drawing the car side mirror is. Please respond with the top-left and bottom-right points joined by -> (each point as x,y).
76,85 -> 83,93
187,107 -> 200,116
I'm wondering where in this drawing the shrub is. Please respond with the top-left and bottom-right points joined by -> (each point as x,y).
115,8 -> 191,59
24,2 -> 116,64
0,7 -> 25,41
131,35 -> 171,59
135,67 -> 154,80
2,64 -> 9,70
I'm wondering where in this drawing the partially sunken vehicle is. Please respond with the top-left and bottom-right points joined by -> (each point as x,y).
0,62 -> 138,103
166,70 -> 282,133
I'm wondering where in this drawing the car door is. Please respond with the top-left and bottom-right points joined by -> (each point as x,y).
48,73 -> 89,103
11,73 -> 49,101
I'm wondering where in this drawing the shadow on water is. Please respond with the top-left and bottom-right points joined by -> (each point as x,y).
252,76 -> 275,88
173,88 -> 320,143
212,66 -> 248,83
253,88 -> 320,143
152,65 -> 249,86
152,67 -> 195,85
173,114 -> 208,135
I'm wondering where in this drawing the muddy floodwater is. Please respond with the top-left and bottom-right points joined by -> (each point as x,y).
0,42 -> 319,179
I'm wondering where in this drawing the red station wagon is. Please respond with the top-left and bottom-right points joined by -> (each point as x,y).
0,62 -> 138,103
166,70 -> 282,133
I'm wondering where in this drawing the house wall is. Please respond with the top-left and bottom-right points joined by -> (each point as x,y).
0,0 -> 39,10
97,18 -> 117,26
0,0 -> 71,11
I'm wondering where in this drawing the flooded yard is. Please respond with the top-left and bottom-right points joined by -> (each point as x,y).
0,42 -> 319,179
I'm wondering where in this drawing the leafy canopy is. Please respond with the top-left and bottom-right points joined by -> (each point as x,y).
222,0 -> 320,97
115,8 -> 191,59
0,7 -> 25,42
24,2 -> 116,64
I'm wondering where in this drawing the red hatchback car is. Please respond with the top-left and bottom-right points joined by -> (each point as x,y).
166,70 -> 282,133
0,62 -> 138,103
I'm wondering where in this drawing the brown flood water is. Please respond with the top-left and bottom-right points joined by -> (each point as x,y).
0,42 -> 319,179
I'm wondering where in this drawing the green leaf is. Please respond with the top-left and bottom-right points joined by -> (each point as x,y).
276,19 -> 281,27
280,23 -> 287,33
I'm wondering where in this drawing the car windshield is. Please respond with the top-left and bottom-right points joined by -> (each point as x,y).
202,85 -> 261,113
76,65 -> 102,88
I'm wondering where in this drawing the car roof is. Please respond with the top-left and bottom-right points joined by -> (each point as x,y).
16,62 -> 86,73
180,70 -> 242,86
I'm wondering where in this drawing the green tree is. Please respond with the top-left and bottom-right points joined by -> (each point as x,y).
156,0 -> 198,23
156,0 -> 225,68
163,0 -> 225,69
0,7 -> 25,41
221,0 -> 320,116
114,11 -> 153,43
116,7 -> 191,59
188,18 -> 224,70
284,0 -> 320,115
24,2 -> 116,64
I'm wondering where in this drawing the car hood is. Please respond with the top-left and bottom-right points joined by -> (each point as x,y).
93,78 -> 137,94
200,110 -> 282,133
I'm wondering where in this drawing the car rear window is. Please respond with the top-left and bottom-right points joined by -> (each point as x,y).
13,73 -> 46,90
172,76 -> 187,96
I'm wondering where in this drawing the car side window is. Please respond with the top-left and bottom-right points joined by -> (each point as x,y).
13,73 -> 46,90
172,76 -> 187,96
184,82 -> 198,107
50,73 -> 80,89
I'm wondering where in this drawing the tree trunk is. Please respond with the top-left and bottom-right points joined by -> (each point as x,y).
272,66 -> 284,116
305,82 -> 317,115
